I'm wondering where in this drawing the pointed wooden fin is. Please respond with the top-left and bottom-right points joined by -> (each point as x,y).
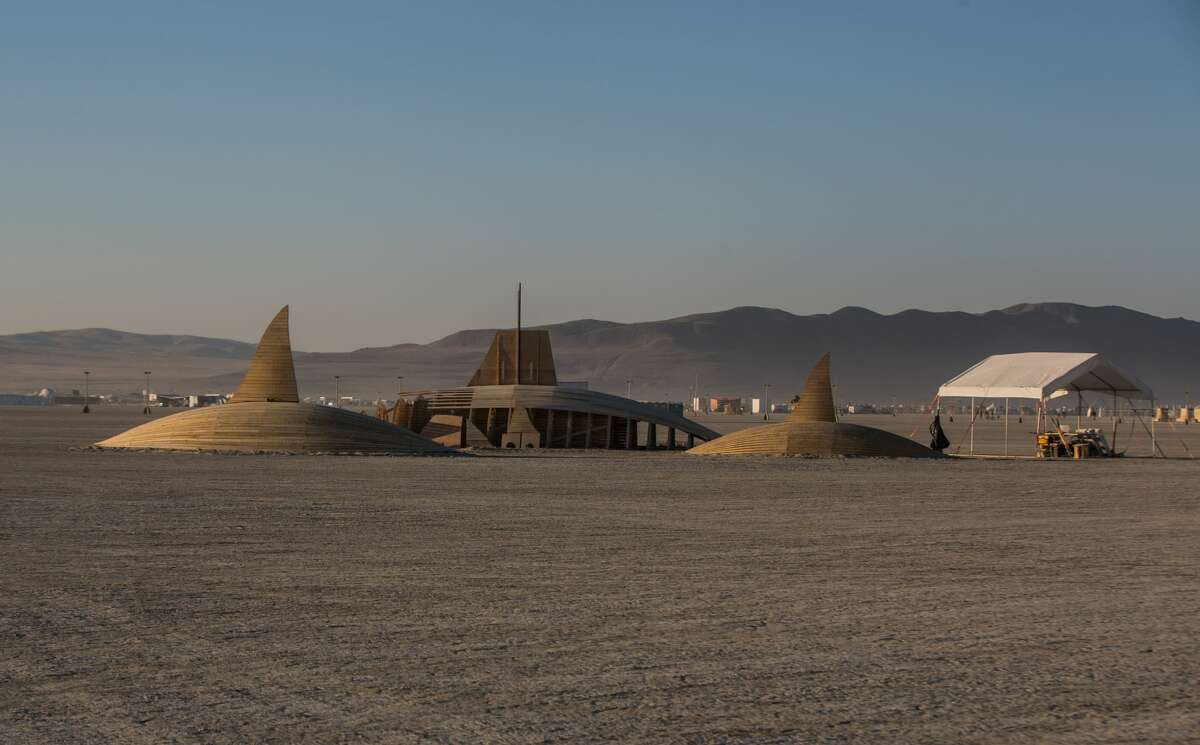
788,352 -> 836,423
230,306 -> 299,403
467,330 -> 557,386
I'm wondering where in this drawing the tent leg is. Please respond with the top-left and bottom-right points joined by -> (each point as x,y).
1151,398 -> 1157,457
970,396 -> 975,455
1004,397 -> 1009,457
1076,390 -> 1082,430
1112,391 -> 1117,454
1037,398 -> 1044,456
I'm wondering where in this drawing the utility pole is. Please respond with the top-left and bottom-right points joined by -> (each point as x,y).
143,371 -> 152,415
334,375 -> 341,408
626,378 -> 632,399
83,370 -> 91,413
762,383 -> 770,421
397,375 -> 404,403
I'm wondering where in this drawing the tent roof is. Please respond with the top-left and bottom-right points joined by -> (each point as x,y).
937,352 -> 1154,401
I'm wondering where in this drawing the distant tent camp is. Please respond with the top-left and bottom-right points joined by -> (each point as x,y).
936,352 -> 1156,456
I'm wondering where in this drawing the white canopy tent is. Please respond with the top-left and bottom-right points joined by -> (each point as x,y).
936,352 -> 1157,456
938,352 -> 1153,402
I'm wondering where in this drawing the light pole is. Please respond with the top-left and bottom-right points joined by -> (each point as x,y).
762,383 -> 770,421
83,370 -> 91,413
626,378 -> 632,399
143,371 -> 152,415
334,376 -> 341,408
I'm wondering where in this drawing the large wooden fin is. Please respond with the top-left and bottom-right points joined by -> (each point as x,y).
788,353 -> 836,423
230,306 -> 299,403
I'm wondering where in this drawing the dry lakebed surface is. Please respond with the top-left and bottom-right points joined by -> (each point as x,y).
1,407 -> 1197,743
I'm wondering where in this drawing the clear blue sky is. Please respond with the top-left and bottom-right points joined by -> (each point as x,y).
3,1 -> 1198,350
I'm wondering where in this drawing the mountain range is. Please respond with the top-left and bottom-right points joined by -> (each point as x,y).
1,303 -> 1197,404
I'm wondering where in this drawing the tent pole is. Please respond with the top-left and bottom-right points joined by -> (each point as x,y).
1037,397 -> 1044,456
1076,390 -> 1081,430
1112,390 -> 1117,454
970,396 -> 975,455
1151,398 -> 1157,457
1004,397 -> 1009,457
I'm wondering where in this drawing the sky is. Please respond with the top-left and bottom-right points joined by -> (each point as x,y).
3,1 -> 1199,351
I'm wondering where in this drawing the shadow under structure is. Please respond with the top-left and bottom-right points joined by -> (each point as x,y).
95,306 -> 454,455
689,353 -> 937,457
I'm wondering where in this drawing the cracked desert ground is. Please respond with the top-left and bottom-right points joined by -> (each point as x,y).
2,407 -> 1198,744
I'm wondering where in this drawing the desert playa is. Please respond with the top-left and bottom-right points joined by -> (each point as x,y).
2,406 -> 1197,743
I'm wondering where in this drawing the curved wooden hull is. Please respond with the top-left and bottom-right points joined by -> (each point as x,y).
96,402 -> 453,454
420,384 -> 719,448
688,421 -> 937,458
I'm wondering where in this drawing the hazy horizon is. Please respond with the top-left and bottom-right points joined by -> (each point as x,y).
4,2 -> 1199,351
3,299 -> 1198,353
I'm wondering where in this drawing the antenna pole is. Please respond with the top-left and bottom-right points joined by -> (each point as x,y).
516,282 -> 522,385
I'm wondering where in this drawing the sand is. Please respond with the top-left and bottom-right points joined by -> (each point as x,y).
1,406 -> 1197,743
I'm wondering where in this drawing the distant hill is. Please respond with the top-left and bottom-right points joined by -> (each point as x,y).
0,329 -> 262,398
0,328 -> 255,359
2,303 -> 1198,404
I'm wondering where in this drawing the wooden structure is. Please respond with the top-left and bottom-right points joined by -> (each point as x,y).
229,306 -> 299,403
95,402 -> 453,453
499,404 -> 542,449
689,353 -> 936,457
376,397 -> 431,432
468,330 -> 557,386
420,415 -> 492,448
97,307 -> 451,454
415,378 -> 717,450
405,314 -> 716,449
788,351 -> 836,422
389,284 -> 716,449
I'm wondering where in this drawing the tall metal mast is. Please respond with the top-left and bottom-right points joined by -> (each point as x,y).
516,282 -> 522,385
